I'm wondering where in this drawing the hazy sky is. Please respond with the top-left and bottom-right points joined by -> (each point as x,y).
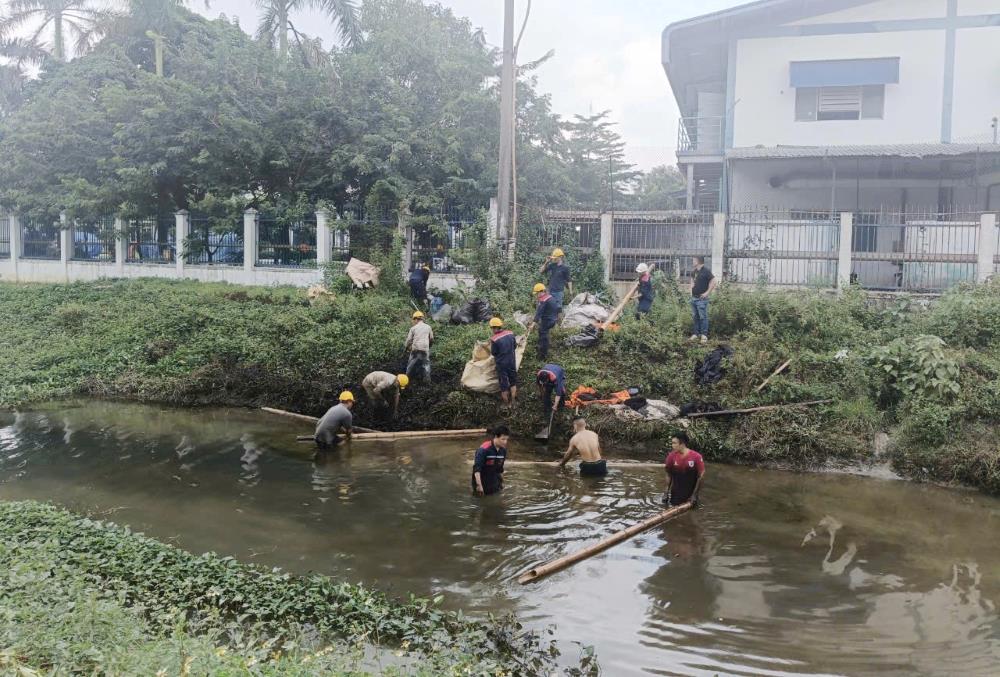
197,1 -> 748,170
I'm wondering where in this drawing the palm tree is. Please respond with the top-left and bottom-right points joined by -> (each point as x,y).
0,0 -> 113,62
255,0 -> 360,60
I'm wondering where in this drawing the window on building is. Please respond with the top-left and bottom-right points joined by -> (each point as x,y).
795,85 -> 885,122
852,212 -> 879,252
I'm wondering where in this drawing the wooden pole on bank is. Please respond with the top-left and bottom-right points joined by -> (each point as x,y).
602,263 -> 656,328
685,399 -> 832,419
517,502 -> 693,585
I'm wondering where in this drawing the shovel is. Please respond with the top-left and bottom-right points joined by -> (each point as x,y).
534,408 -> 556,442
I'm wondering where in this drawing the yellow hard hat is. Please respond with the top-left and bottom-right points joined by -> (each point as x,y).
412,311 -> 425,319
532,283 -> 546,294
397,374 -> 410,389
552,248 -> 565,258
421,264 -> 430,271
339,391 -> 355,402
489,317 -> 503,328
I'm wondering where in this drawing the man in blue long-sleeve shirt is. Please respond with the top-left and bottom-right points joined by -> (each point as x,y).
489,317 -> 519,407
537,364 -> 567,417
635,262 -> 655,320
540,248 -> 572,309
528,283 -> 560,360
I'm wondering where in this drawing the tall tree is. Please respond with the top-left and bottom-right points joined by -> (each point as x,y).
630,165 -> 686,211
562,111 -> 640,210
0,0 -> 112,61
255,0 -> 360,59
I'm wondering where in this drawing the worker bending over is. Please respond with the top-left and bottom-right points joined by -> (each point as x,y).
472,425 -> 510,497
664,431 -> 705,507
528,283 -> 560,360
362,371 -> 408,418
540,248 -> 572,309
489,317 -> 519,407
635,263 -> 655,320
537,364 -> 566,415
314,391 -> 355,450
408,264 -> 431,307
405,311 -> 434,382
558,417 -> 606,476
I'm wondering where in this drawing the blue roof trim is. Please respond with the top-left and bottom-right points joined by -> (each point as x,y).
790,58 -> 900,88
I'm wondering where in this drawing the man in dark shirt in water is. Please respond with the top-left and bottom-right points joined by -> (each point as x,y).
472,425 -> 510,497
664,431 -> 705,507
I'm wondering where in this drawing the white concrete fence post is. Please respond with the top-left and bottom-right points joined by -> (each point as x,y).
977,213 -> 997,283
399,208 -> 412,277
316,209 -> 332,266
837,212 -> 854,291
114,217 -> 127,276
712,212 -> 726,278
487,197 -> 498,248
175,210 -> 189,277
243,208 -> 258,273
9,213 -> 20,281
599,212 -> 613,284
59,211 -> 72,281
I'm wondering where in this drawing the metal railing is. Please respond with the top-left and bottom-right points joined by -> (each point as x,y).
611,212 -> 712,281
186,216 -> 243,266
126,216 -> 176,264
0,215 -> 10,258
71,215 -> 117,262
334,207 -> 396,264
257,215 -> 317,268
994,220 -> 1000,276
726,209 -> 840,287
539,211 -> 600,253
409,205 -> 480,273
21,219 -> 61,260
677,116 -> 725,154
850,207 -> 981,292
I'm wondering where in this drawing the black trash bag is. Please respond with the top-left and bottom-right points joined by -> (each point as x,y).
451,298 -> 493,324
679,401 -> 724,417
565,324 -> 601,348
694,345 -> 734,386
624,396 -> 648,411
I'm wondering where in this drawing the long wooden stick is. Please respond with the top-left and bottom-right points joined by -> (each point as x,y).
686,399 -> 832,419
297,428 -> 487,443
602,264 -> 655,328
754,359 -> 791,393
478,460 -> 664,468
517,502 -> 693,585
262,407 -> 377,433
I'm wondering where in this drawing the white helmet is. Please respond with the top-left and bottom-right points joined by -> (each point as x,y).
635,263 -> 650,274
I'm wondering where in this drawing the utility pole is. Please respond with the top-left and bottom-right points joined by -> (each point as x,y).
496,0 -> 515,244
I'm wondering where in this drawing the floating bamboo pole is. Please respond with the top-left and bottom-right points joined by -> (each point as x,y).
517,502 -> 693,585
262,407 -> 377,433
472,460 -> 664,468
685,399 -> 832,419
297,428 -> 487,443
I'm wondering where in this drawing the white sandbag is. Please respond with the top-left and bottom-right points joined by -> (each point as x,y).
561,294 -> 610,329
610,399 -> 680,423
345,258 -> 380,288
460,335 -> 527,393
513,311 -> 532,329
432,303 -> 452,322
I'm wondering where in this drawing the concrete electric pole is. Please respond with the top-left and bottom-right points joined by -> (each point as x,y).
496,0 -> 515,243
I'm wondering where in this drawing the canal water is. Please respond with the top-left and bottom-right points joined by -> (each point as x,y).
1,402 -> 999,676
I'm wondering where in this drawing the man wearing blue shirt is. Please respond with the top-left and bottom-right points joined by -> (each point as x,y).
528,283 -> 560,360
489,317 -> 519,407
540,248 -> 572,309
537,364 -> 567,416
472,426 -> 510,496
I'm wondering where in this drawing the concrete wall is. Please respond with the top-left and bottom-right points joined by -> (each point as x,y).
953,26 -> 1000,141
788,0 -> 947,24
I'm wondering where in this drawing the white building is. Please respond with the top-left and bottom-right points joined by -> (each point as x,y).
663,0 -> 1000,289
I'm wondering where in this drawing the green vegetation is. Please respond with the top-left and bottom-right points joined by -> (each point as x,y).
0,500 -> 597,675
1,272 -> 999,493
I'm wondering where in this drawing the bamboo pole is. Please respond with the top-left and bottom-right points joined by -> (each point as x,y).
262,407 -> 376,433
517,502 -> 693,585
754,359 -> 791,393
602,264 -> 655,328
297,428 -> 487,443
476,460 -> 664,468
686,399 -> 832,419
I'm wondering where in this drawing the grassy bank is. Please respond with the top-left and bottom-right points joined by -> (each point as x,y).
0,500 -> 594,675
1,277 -> 999,493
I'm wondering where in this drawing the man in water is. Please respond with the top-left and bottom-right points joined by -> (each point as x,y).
405,310 -> 434,382
361,371 -> 408,418
489,317 -> 519,408
472,425 -> 510,497
314,391 -> 355,450
557,417 -> 606,477
664,431 -> 705,507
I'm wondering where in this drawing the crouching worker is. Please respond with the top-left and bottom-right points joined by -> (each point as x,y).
558,417 -> 606,477
409,264 -> 431,307
537,364 -> 567,415
664,431 -> 705,507
489,317 -> 518,407
362,371 -> 408,418
472,425 -> 510,497
314,391 -> 355,450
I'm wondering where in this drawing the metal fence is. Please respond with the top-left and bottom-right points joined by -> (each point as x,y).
994,219 -> 1000,276
611,212 -> 712,281
21,219 -> 61,260
257,214 -> 317,268
126,216 -> 176,264
850,207 -> 980,292
410,205 -> 480,273
726,209 -> 839,287
334,207 -> 396,264
539,211 -> 600,253
677,116 -> 725,154
186,215 -> 243,266
0,215 -> 9,258
71,215 -> 117,262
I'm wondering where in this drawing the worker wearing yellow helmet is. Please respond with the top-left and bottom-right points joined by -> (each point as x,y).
314,391 -> 356,450
489,317 -> 519,407
540,246 -> 572,310
404,309 -> 434,383
363,371 -> 409,419
527,283 -> 560,360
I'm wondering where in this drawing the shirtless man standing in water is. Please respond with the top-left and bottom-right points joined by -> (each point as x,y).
557,417 -> 607,477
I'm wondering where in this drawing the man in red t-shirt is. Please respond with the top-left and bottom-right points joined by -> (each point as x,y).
664,431 -> 705,507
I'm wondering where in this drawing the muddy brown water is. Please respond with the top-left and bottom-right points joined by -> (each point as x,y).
2,401 -> 999,676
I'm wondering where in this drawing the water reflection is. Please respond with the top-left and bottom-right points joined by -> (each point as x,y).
1,401 -> 999,676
